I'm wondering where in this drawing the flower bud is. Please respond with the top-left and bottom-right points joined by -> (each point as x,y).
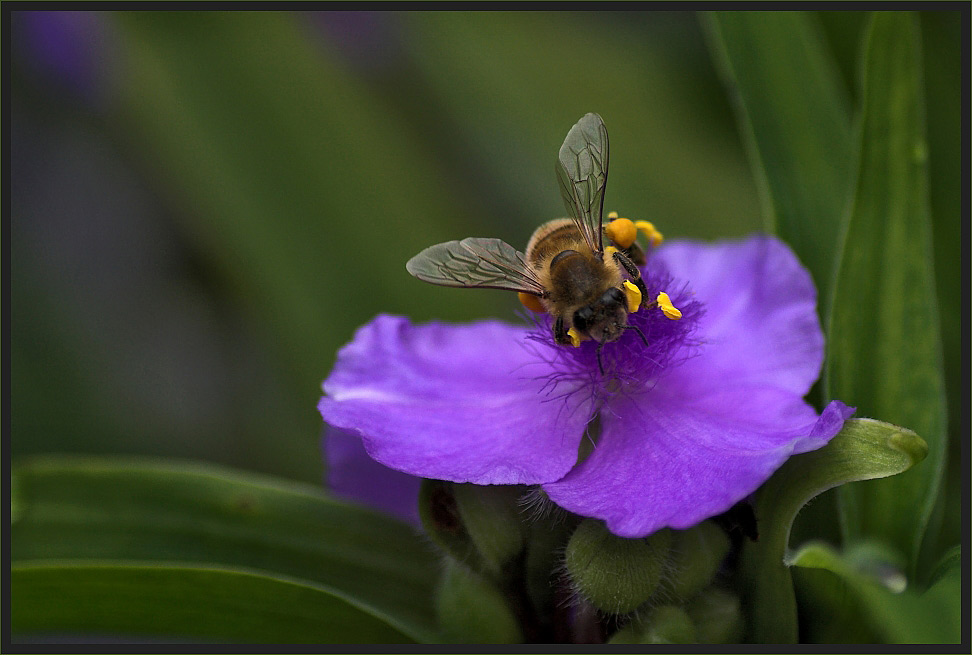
418,479 -> 525,578
419,479 -> 481,570
435,560 -> 523,643
452,483 -> 525,575
608,605 -> 696,644
687,587 -> 744,643
666,520 -> 731,601
565,519 -> 672,614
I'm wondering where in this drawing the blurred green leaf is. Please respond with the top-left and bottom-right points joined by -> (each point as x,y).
740,418 -> 927,643
789,542 -> 960,643
401,12 -> 761,241
926,544 -> 961,590
12,562 -> 414,643
825,12 -> 946,574
11,456 -> 439,642
108,12 -> 502,417
703,10 -> 852,306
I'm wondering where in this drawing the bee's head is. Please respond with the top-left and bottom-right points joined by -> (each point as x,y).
573,287 -> 628,344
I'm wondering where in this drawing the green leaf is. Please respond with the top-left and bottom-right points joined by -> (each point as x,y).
926,544 -> 961,589
703,10 -> 853,306
11,456 -> 439,642
739,418 -> 927,643
789,542 -> 961,643
107,12 -> 503,413
401,12 -> 762,240
825,12 -> 947,574
12,562 -> 413,643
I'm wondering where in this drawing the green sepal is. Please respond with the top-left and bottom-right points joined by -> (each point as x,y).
565,519 -> 672,615
435,560 -> 523,644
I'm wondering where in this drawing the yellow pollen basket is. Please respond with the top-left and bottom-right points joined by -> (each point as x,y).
634,220 -> 664,247
567,327 -> 585,348
656,291 -> 682,320
605,216 -> 637,248
622,280 -> 642,313
518,292 -> 545,313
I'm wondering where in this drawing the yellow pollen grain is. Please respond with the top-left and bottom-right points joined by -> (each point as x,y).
604,245 -> 620,258
518,292 -> 546,313
656,291 -> 682,320
567,327 -> 584,348
605,217 -> 637,248
607,211 -> 619,219
622,280 -> 642,313
635,220 -> 664,247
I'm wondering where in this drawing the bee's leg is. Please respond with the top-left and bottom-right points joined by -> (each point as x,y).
612,250 -> 649,307
553,315 -> 572,346
623,242 -> 646,267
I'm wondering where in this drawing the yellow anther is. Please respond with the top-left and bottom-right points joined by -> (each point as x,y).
604,245 -> 620,258
567,327 -> 585,348
605,217 -> 637,248
607,211 -> 619,219
634,220 -> 664,247
518,292 -> 545,313
656,291 -> 682,320
622,280 -> 642,313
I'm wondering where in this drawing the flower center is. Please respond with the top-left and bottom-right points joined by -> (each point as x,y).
523,264 -> 703,402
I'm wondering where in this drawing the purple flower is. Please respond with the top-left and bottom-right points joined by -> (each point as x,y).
318,234 -> 853,537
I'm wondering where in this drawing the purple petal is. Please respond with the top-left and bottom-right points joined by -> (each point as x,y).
652,235 -> 824,396
544,386 -> 854,537
323,427 -> 421,525
319,314 -> 594,485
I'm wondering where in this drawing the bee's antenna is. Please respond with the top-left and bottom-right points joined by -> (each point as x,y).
625,324 -> 649,346
595,342 -> 605,376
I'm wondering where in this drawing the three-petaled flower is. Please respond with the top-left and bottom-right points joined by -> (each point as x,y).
319,234 -> 853,537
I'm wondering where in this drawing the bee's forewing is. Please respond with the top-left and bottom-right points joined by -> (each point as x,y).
406,237 -> 546,295
556,112 -> 609,255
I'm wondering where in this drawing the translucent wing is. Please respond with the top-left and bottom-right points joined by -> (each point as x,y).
406,237 -> 546,296
555,112 -> 609,255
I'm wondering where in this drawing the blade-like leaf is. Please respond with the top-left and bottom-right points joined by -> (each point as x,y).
12,562 -> 414,643
108,11 -> 503,410
739,418 -> 927,643
789,542 -> 961,643
11,456 -> 439,642
825,12 -> 946,573
703,11 -> 852,308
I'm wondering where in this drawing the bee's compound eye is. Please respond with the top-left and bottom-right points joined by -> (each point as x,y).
573,306 -> 594,331
602,287 -> 626,307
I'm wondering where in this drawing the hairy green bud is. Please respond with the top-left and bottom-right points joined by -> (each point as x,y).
452,483 -> 525,575
565,519 -> 673,614
667,520 -> 731,601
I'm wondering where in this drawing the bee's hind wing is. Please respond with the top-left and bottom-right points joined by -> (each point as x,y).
556,112 -> 609,255
406,237 -> 546,296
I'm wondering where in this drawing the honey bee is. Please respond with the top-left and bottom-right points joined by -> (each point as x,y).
407,113 -> 673,371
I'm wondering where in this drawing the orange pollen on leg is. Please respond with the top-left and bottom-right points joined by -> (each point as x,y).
518,292 -> 546,313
